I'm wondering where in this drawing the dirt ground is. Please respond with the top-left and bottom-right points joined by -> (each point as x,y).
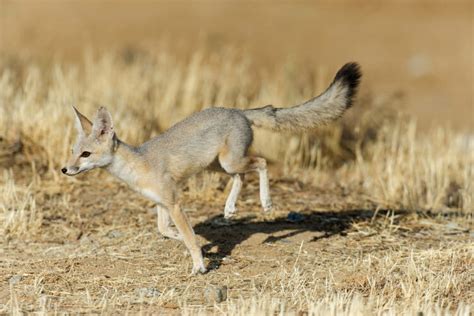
1,166 -> 472,313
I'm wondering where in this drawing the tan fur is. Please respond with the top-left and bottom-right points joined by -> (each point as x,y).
62,63 -> 361,274
243,63 -> 361,131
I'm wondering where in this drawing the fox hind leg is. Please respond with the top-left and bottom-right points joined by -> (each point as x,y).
219,151 -> 273,214
224,174 -> 244,219
247,157 -> 273,213
218,123 -> 272,214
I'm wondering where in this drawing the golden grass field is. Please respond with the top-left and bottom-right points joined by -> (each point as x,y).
0,1 -> 473,315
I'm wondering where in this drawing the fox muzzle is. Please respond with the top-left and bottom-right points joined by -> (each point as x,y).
61,166 -> 81,176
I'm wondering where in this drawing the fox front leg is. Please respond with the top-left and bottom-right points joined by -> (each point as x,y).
167,202 -> 207,275
156,205 -> 183,241
142,184 -> 206,274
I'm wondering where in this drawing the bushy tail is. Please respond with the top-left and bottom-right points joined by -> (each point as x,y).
243,62 -> 362,131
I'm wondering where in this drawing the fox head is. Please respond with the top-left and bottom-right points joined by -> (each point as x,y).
62,106 -> 116,176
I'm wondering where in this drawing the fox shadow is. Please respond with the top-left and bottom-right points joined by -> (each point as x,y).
194,209 -> 409,271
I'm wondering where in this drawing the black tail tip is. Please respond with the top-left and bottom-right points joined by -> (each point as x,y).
334,62 -> 362,107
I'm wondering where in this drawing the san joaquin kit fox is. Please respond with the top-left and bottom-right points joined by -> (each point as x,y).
62,62 -> 361,274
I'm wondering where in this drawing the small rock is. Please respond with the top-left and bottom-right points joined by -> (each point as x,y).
106,230 -> 124,238
205,285 -> 227,303
135,287 -> 161,298
80,235 -> 94,245
9,275 -> 22,285
445,222 -> 460,230
287,212 -> 305,223
211,217 -> 234,227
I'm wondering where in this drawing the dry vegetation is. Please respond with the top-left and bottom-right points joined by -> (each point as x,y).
0,47 -> 472,315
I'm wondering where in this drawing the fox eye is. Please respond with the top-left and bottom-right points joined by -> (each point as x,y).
80,151 -> 91,158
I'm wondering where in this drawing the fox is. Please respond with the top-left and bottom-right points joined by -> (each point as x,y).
62,62 -> 361,274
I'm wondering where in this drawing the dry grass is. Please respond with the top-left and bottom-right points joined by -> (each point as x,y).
0,48 -> 472,314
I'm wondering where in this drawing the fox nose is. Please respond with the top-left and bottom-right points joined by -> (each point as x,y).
61,168 -> 67,174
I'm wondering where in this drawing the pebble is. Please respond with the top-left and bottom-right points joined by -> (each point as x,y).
135,287 -> 161,298
9,275 -> 22,285
211,217 -> 234,227
205,285 -> 227,303
106,230 -> 124,238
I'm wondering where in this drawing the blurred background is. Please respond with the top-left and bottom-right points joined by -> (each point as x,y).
1,0 -> 472,130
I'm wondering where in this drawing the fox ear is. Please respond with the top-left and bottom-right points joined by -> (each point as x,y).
92,106 -> 114,140
72,106 -> 92,135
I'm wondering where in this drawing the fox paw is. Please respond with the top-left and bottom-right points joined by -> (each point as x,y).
262,200 -> 273,213
160,230 -> 183,241
224,206 -> 237,219
191,265 -> 207,275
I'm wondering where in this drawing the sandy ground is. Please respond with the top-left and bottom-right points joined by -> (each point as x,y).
1,167 -> 472,313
